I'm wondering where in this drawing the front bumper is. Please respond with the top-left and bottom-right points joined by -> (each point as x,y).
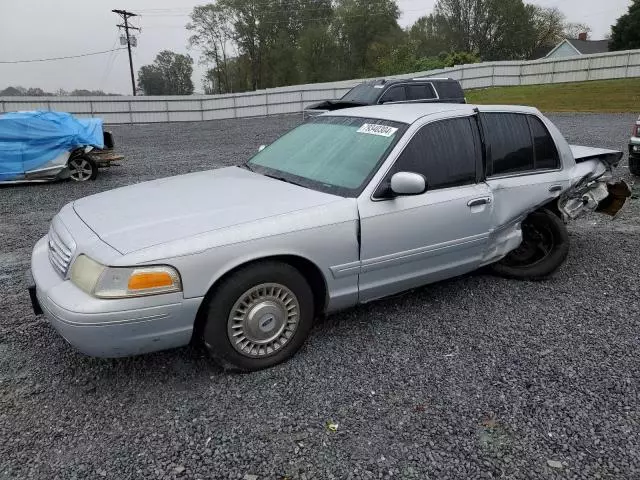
30,236 -> 202,358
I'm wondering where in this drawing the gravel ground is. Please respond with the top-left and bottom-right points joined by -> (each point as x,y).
1,113 -> 639,480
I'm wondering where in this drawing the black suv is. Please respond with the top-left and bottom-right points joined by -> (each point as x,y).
304,77 -> 465,118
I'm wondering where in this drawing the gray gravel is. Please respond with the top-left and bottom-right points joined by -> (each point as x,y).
1,113 -> 639,480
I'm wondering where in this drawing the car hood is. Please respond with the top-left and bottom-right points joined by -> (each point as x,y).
73,167 -> 343,254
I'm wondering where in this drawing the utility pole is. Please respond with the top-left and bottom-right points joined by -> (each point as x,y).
112,9 -> 140,96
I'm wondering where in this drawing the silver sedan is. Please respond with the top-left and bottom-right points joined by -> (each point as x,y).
29,103 -> 628,371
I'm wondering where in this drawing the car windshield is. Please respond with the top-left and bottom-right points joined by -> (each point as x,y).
340,84 -> 382,104
247,116 -> 406,196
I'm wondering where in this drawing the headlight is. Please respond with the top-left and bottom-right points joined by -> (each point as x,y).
70,254 -> 182,298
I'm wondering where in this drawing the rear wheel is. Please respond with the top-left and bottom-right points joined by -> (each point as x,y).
68,155 -> 98,182
203,262 -> 314,371
491,209 -> 569,280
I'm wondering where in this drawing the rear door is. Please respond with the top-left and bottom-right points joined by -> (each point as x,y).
357,115 -> 493,302
479,112 -> 570,228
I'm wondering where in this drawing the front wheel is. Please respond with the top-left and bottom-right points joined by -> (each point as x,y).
68,155 -> 98,182
491,209 -> 569,280
202,262 -> 314,371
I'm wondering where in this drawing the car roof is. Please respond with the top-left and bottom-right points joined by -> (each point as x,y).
321,103 -> 542,124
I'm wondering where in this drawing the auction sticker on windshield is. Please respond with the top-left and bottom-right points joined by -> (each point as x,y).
357,124 -> 398,137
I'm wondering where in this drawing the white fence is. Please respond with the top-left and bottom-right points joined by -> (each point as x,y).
2,49 -> 639,124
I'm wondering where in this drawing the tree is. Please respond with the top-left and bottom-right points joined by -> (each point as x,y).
610,0 -> 640,51
188,3 -> 235,94
333,0 -> 403,78
0,86 -> 24,96
427,0 -> 548,60
563,23 -> 592,40
297,25 -> 338,83
528,6 -> 565,56
137,50 -> 194,95
408,15 -> 450,58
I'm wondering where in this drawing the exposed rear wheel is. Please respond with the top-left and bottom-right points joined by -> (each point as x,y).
491,209 -> 569,280
68,155 -> 98,182
203,262 -> 314,371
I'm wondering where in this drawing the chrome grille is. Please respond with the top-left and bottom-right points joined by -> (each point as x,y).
48,218 -> 75,277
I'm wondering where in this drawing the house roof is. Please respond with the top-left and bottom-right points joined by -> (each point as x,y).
565,39 -> 610,55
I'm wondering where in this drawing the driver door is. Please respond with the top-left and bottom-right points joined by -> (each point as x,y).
357,116 -> 493,302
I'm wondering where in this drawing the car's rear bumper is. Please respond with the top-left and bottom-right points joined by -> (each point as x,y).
30,236 -> 202,358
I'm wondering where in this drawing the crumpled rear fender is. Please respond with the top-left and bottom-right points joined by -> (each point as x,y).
558,158 -> 630,220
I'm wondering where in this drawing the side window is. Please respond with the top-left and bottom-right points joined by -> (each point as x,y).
392,117 -> 479,190
380,86 -> 406,103
406,84 -> 436,101
436,81 -> 463,100
481,113 -> 534,176
528,115 -> 560,170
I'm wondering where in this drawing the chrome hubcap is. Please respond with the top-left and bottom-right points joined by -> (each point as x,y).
227,283 -> 299,358
69,158 -> 92,181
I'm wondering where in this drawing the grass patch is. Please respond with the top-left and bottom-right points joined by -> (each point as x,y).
466,78 -> 640,113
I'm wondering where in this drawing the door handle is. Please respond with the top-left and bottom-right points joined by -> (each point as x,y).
548,185 -> 563,193
467,198 -> 489,207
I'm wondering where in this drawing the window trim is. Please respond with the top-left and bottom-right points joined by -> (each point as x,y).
370,114 -> 483,201
479,112 -> 562,179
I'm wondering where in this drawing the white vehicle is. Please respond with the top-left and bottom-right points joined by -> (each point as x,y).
29,104 -> 629,371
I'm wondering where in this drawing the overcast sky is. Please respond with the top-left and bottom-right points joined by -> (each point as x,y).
0,0 -> 632,95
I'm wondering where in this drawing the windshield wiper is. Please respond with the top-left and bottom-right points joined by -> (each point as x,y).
241,162 -> 255,172
263,173 -> 303,187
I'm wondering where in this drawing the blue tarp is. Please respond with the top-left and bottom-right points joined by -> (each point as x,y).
0,111 -> 104,181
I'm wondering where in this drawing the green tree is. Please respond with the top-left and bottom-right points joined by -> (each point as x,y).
297,25 -> 338,83
188,4 -> 235,94
334,0 -> 403,78
429,0 -> 543,60
408,15 -> 450,58
137,50 -> 194,95
610,0 -> 640,51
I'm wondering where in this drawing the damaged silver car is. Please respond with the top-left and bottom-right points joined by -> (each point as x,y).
29,104 -> 629,371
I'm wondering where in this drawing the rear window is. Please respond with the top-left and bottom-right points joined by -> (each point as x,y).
480,113 -> 560,176
528,116 -> 560,170
481,113 -> 534,176
434,81 -> 463,99
406,84 -> 436,101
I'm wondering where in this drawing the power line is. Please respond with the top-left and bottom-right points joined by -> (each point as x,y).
0,48 -> 126,64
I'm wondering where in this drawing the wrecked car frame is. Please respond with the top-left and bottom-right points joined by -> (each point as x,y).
29,103 -> 628,371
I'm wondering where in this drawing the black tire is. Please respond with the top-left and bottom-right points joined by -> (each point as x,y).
491,209 -> 569,280
68,155 -> 98,182
202,261 -> 314,372
629,156 -> 640,176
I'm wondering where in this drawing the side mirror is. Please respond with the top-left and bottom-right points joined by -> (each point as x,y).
390,172 -> 426,196
258,144 -> 267,152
